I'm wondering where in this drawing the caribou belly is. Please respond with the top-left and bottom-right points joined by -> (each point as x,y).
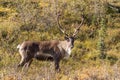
34,51 -> 53,61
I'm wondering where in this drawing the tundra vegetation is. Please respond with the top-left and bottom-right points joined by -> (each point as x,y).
0,0 -> 120,80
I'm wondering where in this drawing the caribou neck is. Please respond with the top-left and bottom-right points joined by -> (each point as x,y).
59,41 -> 69,49
58,40 -> 72,59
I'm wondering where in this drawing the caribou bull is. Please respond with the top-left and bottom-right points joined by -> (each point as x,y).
17,14 -> 84,72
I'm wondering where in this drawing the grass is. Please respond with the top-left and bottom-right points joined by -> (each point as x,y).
0,33 -> 120,80
1,63 -> 120,80
0,0 -> 120,79
0,51 -> 120,80
0,28 -> 120,80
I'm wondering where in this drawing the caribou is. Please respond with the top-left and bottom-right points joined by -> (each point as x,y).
17,14 -> 84,72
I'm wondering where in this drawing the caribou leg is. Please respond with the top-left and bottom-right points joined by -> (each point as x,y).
53,53 -> 61,72
18,53 -> 33,68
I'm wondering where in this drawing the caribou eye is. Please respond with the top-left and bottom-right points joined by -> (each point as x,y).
64,36 -> 69,40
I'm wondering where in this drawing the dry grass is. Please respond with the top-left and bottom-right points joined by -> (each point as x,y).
0,0 -> 120,80
1,54 -> 120,80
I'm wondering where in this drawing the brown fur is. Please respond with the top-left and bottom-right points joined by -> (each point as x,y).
17,40 -> 64,71
17,36 -> 74,72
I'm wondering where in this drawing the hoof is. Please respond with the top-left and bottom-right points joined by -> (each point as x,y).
55,68 -> 61,73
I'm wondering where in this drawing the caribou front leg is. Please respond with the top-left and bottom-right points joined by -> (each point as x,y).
54,53 -> 61,72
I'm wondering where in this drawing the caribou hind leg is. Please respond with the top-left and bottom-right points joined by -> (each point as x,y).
22,59 -> 33,72
18,55 -> 33,72
18,57 -> 31,67
18,51 -> 33,68
18,53 -> 27,67
26,59 -> 33,67
18,57 -> 25,67
18,57 -> 33,67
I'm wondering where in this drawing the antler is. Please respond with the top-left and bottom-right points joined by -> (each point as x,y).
72,16 -> 84,37
56,12 -> 68,36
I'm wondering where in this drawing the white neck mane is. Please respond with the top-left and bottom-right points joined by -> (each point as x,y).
58,41 -> 72,59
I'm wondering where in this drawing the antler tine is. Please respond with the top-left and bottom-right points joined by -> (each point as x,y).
72,16 -> 84,37
56,12 -> 68,36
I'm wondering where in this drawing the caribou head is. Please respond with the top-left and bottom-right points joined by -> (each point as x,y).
56,13 -> 84,58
